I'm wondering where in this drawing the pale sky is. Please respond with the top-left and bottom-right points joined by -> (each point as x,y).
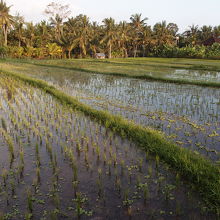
6,0 -> 220,32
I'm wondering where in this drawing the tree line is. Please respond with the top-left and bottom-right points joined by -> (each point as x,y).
0,1 -> 220,59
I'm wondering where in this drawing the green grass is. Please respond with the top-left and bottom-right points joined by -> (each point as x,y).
1,58 -> 220,87
1,69 -> 220,212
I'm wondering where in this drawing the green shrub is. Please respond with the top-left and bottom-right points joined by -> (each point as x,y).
206,43 -> 220,59
46,43 -> 62,58
151,44 -> 219,59
0,46 -> 7,58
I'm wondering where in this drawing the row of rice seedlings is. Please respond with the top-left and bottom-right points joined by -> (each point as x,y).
38,72 -> 220,162
60,73 -> 219,122
0,75 -> 216,219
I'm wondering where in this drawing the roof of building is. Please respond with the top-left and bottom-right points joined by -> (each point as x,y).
95,53 -> 105,56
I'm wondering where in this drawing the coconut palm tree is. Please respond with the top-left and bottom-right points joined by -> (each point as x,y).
198,25 -> 213,43
89,22 -> 102,57
130,13 -> 148,57
153,21 -> 176,46
24,22 -> 36,47
183,24 -> 200,46
74,14 -> 91,58
62,15 -> 91,58
35,20 -> 52,47
141,26 -> 152,56
118,21 -> 130,57
62,17 -> 77,58
100,17 -> 117,58
213,26 -> 220,37
44,2 -> 71,43
13,13 -> 24,47
50,14 -> 63,42
0,0 -> 13,46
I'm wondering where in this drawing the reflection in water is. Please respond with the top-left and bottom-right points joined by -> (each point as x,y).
23,70 -> 220,161
59,74 -> 220,124
170,69 -> 220,82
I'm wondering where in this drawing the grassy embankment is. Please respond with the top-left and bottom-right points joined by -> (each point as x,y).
1,58 -> 220,87
1,69 -> 220,212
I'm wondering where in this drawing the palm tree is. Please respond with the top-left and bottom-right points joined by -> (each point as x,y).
101,17 -> 117,58
198,25 -> 213,43
130,13 -> 148,57
153,21 -> 176,46
183,24 -> 199,46
74,14 -> 91,58
13,13 -> 24,47
62,17 -> 77,58
24,22 -> 36,47
44,2 -> 71,43
118,21 -> 130,57
213,26 -> 220,37
62,15 -> 91,58
34,21 -> 52,47
0,0 -> 13,46
89,22 -> 102,57
141,26 -> 152,56
50,14 -> 63,42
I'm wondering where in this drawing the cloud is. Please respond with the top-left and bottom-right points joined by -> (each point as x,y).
8,0 -> 49,22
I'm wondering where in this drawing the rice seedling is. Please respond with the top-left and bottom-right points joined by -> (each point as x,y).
0,73 -> 218,219
73,164 -> 78,182
1,168 -> 8,186
1,118 -> 7,131
26,188 -> 33,213
73,192 -> 93,219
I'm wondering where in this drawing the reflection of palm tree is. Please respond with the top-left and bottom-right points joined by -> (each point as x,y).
101,18 -> 117,59
0,0 -> 14,46
130,14 -> 148,57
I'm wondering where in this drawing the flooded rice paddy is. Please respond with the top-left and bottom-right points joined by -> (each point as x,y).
169,69 -> 220,82
19,69 -> 220,163
0,75 -> 217,219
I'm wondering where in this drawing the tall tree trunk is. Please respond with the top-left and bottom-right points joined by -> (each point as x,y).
68,49 -> 71,59
142,45 -> 145,57
3,25 -> 8,46
124,48 -> 128,58
133,44 -> 137,58
18,28 -> 22,47
108,44 -> 112,59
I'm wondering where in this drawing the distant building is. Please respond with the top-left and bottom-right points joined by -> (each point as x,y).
95,53 -> 105,59
203,36 -> 220,46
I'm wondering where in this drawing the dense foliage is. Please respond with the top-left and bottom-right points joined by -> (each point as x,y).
0,1 -> 220,59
